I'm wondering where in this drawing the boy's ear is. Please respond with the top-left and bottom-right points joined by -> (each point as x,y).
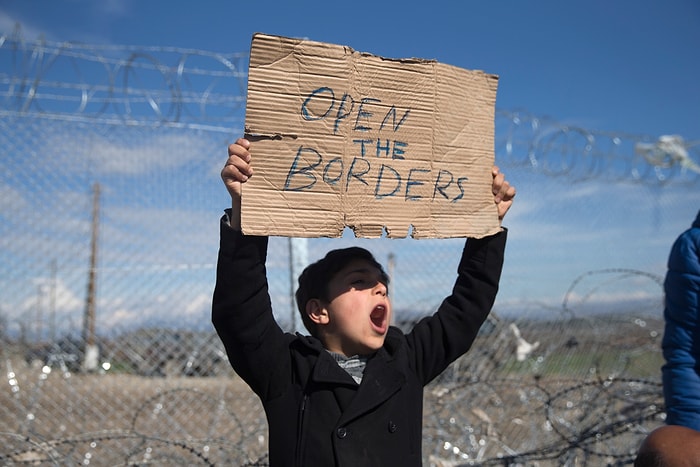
306,298 -> 329,325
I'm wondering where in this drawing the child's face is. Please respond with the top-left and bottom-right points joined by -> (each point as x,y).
319,258 -> 391,357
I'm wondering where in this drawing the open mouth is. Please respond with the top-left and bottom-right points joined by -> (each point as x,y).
370,305 -> 387,333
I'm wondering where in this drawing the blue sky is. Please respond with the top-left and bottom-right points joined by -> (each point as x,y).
1,0 -> 698,333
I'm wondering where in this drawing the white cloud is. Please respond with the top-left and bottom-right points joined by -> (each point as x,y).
0,183 -> 30,214
0,10 -> 48,42
184,293 -> 212,317
94,0 -> 132,17
6,276 -> 85,337
45,131 -> 213,176
101,307 -> 141,329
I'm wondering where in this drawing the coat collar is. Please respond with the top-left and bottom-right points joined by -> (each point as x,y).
294,327 -> 408,422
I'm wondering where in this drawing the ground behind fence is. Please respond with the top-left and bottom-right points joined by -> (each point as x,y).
2,311 -> 666,466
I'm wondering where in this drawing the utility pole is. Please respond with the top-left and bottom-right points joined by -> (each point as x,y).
387,252 -> 395,325
82,182 -> 100,372
49,259 -> 56,342
35,283 -> 43,342
288,238 -> 295,333
288,238 -> 308,333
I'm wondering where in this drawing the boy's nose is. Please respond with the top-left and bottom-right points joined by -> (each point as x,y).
374,282 -> 387,296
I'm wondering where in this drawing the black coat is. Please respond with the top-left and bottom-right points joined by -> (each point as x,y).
212,218 -> 507,466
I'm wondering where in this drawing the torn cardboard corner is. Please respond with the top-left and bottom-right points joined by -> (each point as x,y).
241,32 -> 501,239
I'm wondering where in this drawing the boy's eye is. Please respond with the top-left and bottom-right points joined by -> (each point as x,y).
350,276 -> 375,287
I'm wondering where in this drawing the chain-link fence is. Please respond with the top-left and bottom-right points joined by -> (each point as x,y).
2,31 -> 698,465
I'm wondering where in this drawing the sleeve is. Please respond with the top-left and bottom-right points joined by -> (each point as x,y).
406,228 -> 507,385
211,213 -> 291,398
662,227 -> 700,430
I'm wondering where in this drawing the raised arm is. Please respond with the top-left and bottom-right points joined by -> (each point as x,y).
406,167 -> 514,383
220,137 -> 253,230
213,138 -> 290,398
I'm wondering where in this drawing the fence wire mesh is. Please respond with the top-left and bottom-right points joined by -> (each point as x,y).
2,31 -> 698,466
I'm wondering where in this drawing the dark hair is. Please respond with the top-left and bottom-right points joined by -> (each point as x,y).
295,247 -> 389,336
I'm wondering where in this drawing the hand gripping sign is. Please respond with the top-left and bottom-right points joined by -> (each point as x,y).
242,33 -> 500,239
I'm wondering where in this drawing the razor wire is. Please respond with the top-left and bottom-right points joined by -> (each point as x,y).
495,110 -> 700,186
0,263 -> 667,466
1,309 -> 666,466
1,29 -> 698,186
0,26 -> 248,131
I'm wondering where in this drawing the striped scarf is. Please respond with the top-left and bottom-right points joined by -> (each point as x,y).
328,351 -> 369,384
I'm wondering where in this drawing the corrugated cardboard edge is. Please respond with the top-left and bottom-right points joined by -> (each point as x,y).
241,33 -> 501,239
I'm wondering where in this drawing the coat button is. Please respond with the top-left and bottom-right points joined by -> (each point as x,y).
336,427 -> 348,439
388,421 -> 398,433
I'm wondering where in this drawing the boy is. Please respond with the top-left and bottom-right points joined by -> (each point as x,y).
213,137 -> 515,466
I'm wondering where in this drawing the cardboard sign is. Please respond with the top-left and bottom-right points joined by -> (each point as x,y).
241,33 -> 501,239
